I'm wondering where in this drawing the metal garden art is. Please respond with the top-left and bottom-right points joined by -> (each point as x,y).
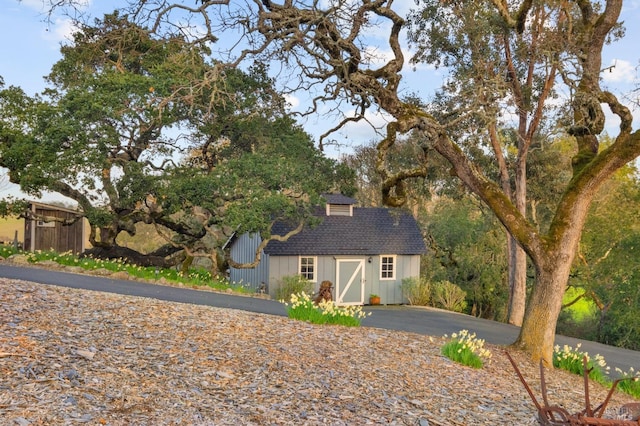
506,352 -> 640,425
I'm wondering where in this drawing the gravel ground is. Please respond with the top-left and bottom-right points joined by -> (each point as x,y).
1,278 -> 638,425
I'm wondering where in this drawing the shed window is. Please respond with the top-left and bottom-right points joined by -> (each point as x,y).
299,256 -> 316,282
380,255 -> 395,280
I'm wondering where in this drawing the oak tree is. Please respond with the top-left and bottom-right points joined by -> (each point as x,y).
130,0 -> 637,365
37,0 -> 639,365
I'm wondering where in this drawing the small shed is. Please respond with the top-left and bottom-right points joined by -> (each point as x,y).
24,202 -> 85,254
226,194 -> 427,305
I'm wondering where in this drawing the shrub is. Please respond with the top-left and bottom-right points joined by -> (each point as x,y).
274,274 -> 314,302
282,292 -> 369,327
401,276 -> 431,306
441,329 -> 492,369
432,280 -> 467,312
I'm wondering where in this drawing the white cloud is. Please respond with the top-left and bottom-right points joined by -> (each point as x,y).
42,17 -> 79,45
603,99 -> 640,135
602,59 -> 637,84
284,94 -> 300,109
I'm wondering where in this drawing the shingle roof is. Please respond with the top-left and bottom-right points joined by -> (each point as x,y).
322,193 -> 357,205
264,207 -> 426,256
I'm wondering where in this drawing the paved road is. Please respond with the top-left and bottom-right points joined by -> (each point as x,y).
1,263 -> 637,377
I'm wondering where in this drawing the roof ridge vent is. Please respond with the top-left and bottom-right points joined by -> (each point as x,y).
327,203 -> 352,216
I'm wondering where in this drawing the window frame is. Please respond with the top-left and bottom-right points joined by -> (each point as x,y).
299,256 -> 317,282
379,255 -> 396,280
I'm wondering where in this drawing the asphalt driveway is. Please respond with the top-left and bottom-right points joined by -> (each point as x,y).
1,263 -> 637,376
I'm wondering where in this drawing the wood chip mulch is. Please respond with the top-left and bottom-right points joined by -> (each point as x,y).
1,278 -> 637,425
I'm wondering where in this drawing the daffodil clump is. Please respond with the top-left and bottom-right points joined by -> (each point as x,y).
553,343 -> 610,386
6,248 -> 242,292
614,367 -> 640,399
441,329 -> 492,369
553,344 -> 640,398
0,245 -> 20,258
282,292 -> 370,327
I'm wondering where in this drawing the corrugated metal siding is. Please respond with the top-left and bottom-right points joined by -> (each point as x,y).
228,233 -> 269,292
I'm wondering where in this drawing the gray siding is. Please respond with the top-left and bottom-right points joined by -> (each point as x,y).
228,233 -> 269,292
267,255 -> 336,298
267,254 -> 421,305
365,254 -> 421,305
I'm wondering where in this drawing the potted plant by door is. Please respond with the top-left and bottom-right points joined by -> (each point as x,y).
369,294 -> 381,305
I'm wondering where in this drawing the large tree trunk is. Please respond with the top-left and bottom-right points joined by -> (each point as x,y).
512,253 -> 574,366
82,244 -> 182,268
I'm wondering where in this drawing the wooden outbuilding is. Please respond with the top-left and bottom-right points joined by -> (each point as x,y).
225,194 -> 427,305
24,202 -> 86,254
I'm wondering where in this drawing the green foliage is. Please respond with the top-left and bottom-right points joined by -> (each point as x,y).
282,292 -> 369,327
440,330 -> 492,369
0,12 -> 218,250
275,275 -> 313,302
562,287 -> 597,321
0,11 -> 355,271
401,276 -> 432,306
342,137 -> 452,207
432,280 -> 467,313
0,199 -> 30,219
598,265 -> 640,350
422,197 -> 509,320
401,276 -> 471,315
162,115 -> 353,262
555,309 -> 599,344
567,162 -> 640,350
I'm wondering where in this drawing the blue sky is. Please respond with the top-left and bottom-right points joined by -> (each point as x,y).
0,0 -> 639,201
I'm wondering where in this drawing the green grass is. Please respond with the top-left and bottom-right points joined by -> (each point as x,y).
0,246 -> 249,294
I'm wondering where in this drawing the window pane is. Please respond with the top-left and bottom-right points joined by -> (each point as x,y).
300,257 -> 315,280
381,256 -> 394,279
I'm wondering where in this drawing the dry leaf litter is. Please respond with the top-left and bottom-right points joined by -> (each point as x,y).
1,277 -> 637,425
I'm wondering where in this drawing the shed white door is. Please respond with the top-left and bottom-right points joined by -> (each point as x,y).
335,258 -> 365,305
